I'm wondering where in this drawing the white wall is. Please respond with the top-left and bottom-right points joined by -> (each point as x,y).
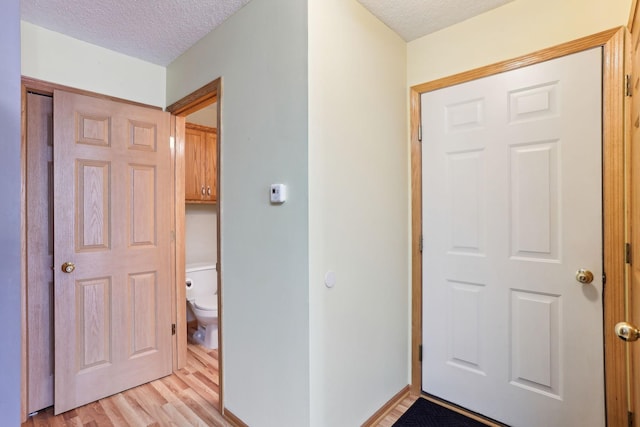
21,21 -> 166,107
166,0 -> 310,425
308,0 -> 409,425
408,0 -> 631,86
185,205 -> 217,266
0,0 -> 22,424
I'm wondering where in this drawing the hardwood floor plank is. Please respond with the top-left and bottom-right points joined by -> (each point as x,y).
178,388 -> 225,426
161,373 -> 191,395
112,393 -> 154,426
167,401 -> 217,427
148,380 -> 182,405
75,401 -> 114,427
159,402 -> 200,427
127,386 -> 175,426
99,397 -> 133,427
173,368 -> 218,404
193,370 -> 220,396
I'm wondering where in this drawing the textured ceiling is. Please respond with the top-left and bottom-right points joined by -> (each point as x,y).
357,0 -> 514,41
20,0 -> 252,66
20,0 -> 514,66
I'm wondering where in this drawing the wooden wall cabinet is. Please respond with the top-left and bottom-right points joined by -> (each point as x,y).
185,123 -> 217,203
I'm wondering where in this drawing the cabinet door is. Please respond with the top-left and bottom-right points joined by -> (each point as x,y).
185,127 -> 206,201
204,130 -> 217,201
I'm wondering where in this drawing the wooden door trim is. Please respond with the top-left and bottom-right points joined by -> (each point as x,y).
166,80 -> 218,116
410,27 -> 628,427
630,0 -> 639,30
169,113 -> 185,372
166,78 -> 223,413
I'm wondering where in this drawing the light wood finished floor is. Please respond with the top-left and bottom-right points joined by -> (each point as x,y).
376,394 -> 419,426
22,343 -> 229,427
23,346 -> 493,427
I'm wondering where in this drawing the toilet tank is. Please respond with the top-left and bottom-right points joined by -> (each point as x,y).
186,263 -> 217,301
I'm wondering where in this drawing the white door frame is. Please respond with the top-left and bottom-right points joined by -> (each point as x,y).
409,27 -> 629,426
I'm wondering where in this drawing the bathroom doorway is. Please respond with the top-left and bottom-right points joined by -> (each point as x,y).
166,78 -> 223,413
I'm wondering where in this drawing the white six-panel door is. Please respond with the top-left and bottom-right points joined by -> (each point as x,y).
421,48 -> 604,426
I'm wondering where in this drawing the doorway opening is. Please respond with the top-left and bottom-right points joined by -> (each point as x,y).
166,78 -> 223,413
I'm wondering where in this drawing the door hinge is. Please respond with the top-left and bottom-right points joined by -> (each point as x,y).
171,324 -> 176,336
627,75 -> 633,97
418,124 -> 422,142
419,234 -> 423,253
627,242 -> 632,264
629,410 -> 633,427
419,344 -> 423,362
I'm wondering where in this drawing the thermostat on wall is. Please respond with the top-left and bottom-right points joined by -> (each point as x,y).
270,184 -> 287,203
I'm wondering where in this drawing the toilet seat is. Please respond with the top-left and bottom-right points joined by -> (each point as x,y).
194,294 -> 217,311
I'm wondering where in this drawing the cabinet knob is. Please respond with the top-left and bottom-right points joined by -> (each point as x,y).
201,186 -> 205,196
207,186 -> 211,196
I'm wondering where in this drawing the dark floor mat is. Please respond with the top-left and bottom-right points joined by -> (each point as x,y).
393,398 -> 491,427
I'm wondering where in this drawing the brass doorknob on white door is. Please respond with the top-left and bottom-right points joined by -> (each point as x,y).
61,262 -> 75,273
615,322 -> 640,342
575,269 -> 594,284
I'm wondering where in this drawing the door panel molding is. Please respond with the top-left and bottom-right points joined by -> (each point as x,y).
410,27 -> 628,426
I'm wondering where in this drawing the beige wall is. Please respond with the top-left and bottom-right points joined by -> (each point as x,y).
308,0 -> 409,425
166,0 -> 310,425
185,205 -> 217,266
0,0 -> 22,424
408,0 -> 631,86
21,21 -> 166,107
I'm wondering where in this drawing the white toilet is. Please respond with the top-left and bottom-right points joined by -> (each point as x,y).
186,263 -> 218,349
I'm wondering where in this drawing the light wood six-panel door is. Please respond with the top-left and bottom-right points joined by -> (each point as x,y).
53,90 -> 173,414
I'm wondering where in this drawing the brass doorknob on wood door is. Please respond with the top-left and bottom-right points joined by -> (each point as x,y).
61,262 -> 75,273
615,322 -> 640,342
